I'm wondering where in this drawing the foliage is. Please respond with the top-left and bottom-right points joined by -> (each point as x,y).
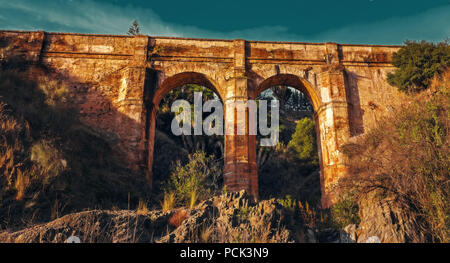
330,196 -> 360,229
259,120 -> 320,203
341,69 -> 450,242
235,202 -> 255,223
30,140 -> 66,180
298,200 -> 323,228
387,40 -> 450,93
257,87 -> 320,203
277,195 -> 296,213
258,87 -> 313,112
127,19 -> 140,36
159,84 -> 216,112
153,85 -> 224,206
189,189 -> 198,209
287,117 -> 318,165
165,151 -> 222,207
276,195 -> 335,230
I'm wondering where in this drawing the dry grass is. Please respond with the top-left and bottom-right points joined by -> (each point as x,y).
30,140 -> 66,179
298,201 -> 317,228
200,224 -> 214,243
215,220 -> 288,243
189,190 -> 198,209
161,192 -> 176,212
137,200 -> 148,215
14,169 -> 30,201
0,101 -> 33,201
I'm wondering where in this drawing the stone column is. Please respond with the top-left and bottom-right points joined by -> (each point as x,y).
116,66 -> 147,172
223,39 -> 258,197
115,35 -> 149,175
316,62 -> 351,208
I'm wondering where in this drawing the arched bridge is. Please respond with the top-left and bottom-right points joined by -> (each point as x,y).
0,30 -> 406,207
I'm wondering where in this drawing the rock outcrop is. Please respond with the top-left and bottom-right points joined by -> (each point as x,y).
158,191 -> 296,243
0,210 -> 175,243
356,195 -> 427,243
1,190 -> 426,243
0,191 -> 317,243
0,191 -> 295,243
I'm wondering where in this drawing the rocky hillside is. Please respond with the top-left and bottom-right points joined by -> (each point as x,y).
0,191 -> 295,243
0,191 -> 409,243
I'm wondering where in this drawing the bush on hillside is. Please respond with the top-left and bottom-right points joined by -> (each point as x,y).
165,151 -> 222,208
341,69 -> 450,242
387,40 -> 450,93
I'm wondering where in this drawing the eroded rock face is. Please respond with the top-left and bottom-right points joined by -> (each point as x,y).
158,191 -> 296,243
340,224 -> 357,243
2,190 -> 424,243
356,195 -> 427,243
0,191 -> 305,243
0,210 -> 176,243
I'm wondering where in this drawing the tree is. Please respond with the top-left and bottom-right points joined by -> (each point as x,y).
387,40 -> 449,93
127,19 -> 141,36
287,117 -> 318,165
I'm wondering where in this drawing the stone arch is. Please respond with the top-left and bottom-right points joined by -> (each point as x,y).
253,73 -> 321,111
253,73 -> 326,204
152,71 -> 223,106
145,71 -> 223,188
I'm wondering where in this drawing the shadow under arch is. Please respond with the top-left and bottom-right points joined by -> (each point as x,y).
253,73 -> 320,112
145,71 -> 223,189
252,73 -> 324,203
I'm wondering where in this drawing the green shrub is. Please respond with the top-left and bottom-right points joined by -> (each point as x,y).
30,140 -> 66,180
166,151 -> 222,207
236,205 -> 254,223
387,40 -> 450,93
330,196 -> 360,229
287,117 -> 318,165
277,195 -> 296,213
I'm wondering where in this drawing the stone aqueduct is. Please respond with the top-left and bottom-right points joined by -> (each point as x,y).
0,30 -> 407,207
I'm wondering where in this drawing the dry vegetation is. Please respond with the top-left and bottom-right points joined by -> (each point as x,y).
0,57 -> 150,230
339,69 -> 450,242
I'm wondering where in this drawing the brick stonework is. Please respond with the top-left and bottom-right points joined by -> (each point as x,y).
0,30 -> 408,207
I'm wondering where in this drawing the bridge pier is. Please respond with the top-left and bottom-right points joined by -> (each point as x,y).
316,66 -> 351,208
223,102 -> 258,198
223,39 -> 258,198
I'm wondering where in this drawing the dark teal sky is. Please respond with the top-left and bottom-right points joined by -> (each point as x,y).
0,0 -> 449,44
